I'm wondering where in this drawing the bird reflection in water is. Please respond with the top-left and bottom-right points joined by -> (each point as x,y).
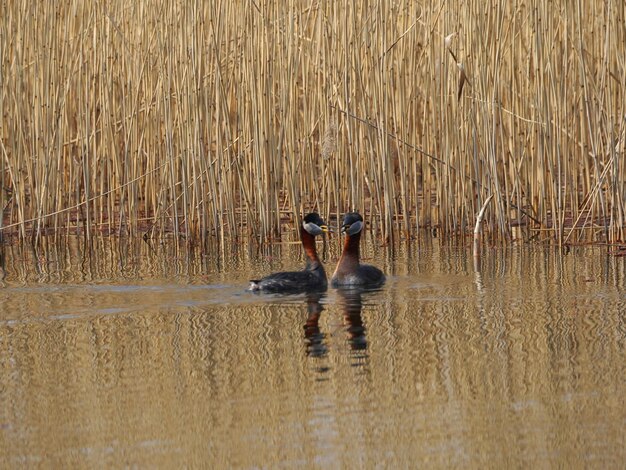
303,288 -> 368,364
337,287 -> 367,357
303,292 -> 328,358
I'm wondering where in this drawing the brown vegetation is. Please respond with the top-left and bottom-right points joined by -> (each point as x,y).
1,1 -> 625,244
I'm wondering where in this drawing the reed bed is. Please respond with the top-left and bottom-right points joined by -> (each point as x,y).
1,0 -> 624,244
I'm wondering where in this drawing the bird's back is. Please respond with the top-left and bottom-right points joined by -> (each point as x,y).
331,263 -> 384,287
250,268 -> 327,293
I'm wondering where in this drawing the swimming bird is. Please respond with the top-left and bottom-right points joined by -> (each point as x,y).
249,213 -> 329,293
331,212 -> 385,288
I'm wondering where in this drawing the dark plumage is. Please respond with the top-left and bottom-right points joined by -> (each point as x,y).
331,212 -> 385,288
249,213 -> 329,293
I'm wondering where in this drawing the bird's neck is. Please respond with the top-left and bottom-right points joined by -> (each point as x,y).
339,232 -> 361,265
301,228 -> 320,266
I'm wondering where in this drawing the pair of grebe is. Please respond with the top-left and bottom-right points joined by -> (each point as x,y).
249,212 -> 385,293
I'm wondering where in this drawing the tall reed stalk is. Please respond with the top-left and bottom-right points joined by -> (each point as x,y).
0,1 -> 624,244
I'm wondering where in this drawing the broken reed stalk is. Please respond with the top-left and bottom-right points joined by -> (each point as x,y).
0,1 -> 624,244
473,194 -> 493,257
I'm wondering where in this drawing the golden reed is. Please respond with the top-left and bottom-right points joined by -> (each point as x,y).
1,1 -> 624,244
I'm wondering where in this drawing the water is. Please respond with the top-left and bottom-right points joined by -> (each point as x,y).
0,237 -> 625,468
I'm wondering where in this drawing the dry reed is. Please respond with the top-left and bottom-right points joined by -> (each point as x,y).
0,1 -> 625,244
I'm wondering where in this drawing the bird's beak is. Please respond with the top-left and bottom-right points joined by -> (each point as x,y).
340,224 -> 348,234
320,224 -> 331,233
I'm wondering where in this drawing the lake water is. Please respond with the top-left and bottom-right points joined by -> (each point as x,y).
0,236 -> 625,468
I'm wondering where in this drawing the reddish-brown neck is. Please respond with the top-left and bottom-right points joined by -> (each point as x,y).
301,227 -> 320,263
332,231 -> 361,280
341,231 -> 361,262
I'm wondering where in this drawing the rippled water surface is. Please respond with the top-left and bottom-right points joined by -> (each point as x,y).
1,237 -> 625,468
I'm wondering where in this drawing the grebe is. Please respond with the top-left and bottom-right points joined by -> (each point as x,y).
249,213 -> 329,293
331,212 -> 385,287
